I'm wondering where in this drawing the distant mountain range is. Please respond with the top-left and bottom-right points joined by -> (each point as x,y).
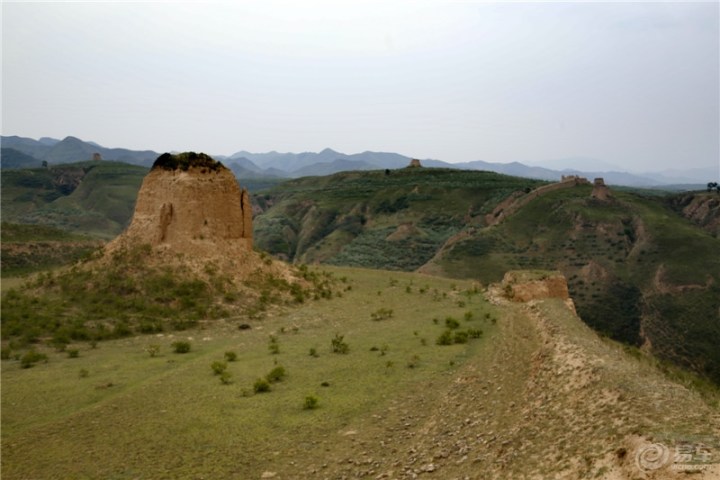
2,135 -> 716,188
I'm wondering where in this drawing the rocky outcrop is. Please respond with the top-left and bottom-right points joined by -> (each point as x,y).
108,152 -> 253,259
500,270 -> 570,302
670,192 -> 720,237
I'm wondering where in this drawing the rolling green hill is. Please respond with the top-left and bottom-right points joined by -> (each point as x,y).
253,167 -> 544,268
421,185 -> 720,383
0,223 -> 101,277
253,170 -> 720,385
3,164 -> 718,384
1,161 -> 148,238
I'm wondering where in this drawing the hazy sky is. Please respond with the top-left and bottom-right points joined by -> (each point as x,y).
2,1 -> 718,171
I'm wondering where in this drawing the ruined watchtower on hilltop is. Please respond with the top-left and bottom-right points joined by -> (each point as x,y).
108,152 -> 253,258
590,177 -> 611,201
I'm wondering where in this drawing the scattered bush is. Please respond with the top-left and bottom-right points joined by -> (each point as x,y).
309,347 -> 319,357
1,347 -> 11,360
266,365 -> 286,383
330,334 -> 349,354
20,350 -> 48,368
436,330 -> 453,346
238,323 -> 252,330
268,335 -> 280,355
146,344 -> 161,357
211,361 -> 228,375
445,317 -> 460,329
407,355 -> 420,369
303,395 -> 319,410
78,368 -> 89,378
464,311 -> 474,321
253,378 -> 271,393
370,308 -> 394,321
467,328 -> 483,339
171,341 -> 191,354
453,331 -> 469,344
67,349 -> 80,358
224,351 -> 237,362
219,371 -> 232,385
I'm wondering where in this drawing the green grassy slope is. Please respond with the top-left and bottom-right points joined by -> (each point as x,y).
1,267 -> 497,479
1,222 -> 101,277
2,267 -> 717,479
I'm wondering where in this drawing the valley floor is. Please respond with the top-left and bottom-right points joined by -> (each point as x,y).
2,267 -> 719,479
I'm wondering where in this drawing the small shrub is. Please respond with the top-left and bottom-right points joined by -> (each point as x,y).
330,334 -> 349,354
436,330 -> 453,346
407,355 -> 420,369
445,317 -> 460,329
171,341 -> 191,354
20,350 -> 48,368
370,308 -> 394,321
224,351 -> 237,362
309,347 -> 319,357
467,328 -> 483,339
254,378 -> 271,393
238,323 -> 252,330
268,335 -> 280,355
211,361 -> 227,375
67,349 -> 80,358
464,311 -> 474,321
320,381 -> 330,387
219,371 -> 232,385
1,347 -> 11,360
453,331 -> 469,344
303,395 -> 319,410
79,368 -> 89,378
146,344 -> 161,357
266,365 -> 286,383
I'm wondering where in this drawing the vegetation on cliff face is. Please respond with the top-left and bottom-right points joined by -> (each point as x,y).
152,152 -> 226,172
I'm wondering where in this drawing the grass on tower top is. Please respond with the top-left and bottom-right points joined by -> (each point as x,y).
152,152 -> 226,172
